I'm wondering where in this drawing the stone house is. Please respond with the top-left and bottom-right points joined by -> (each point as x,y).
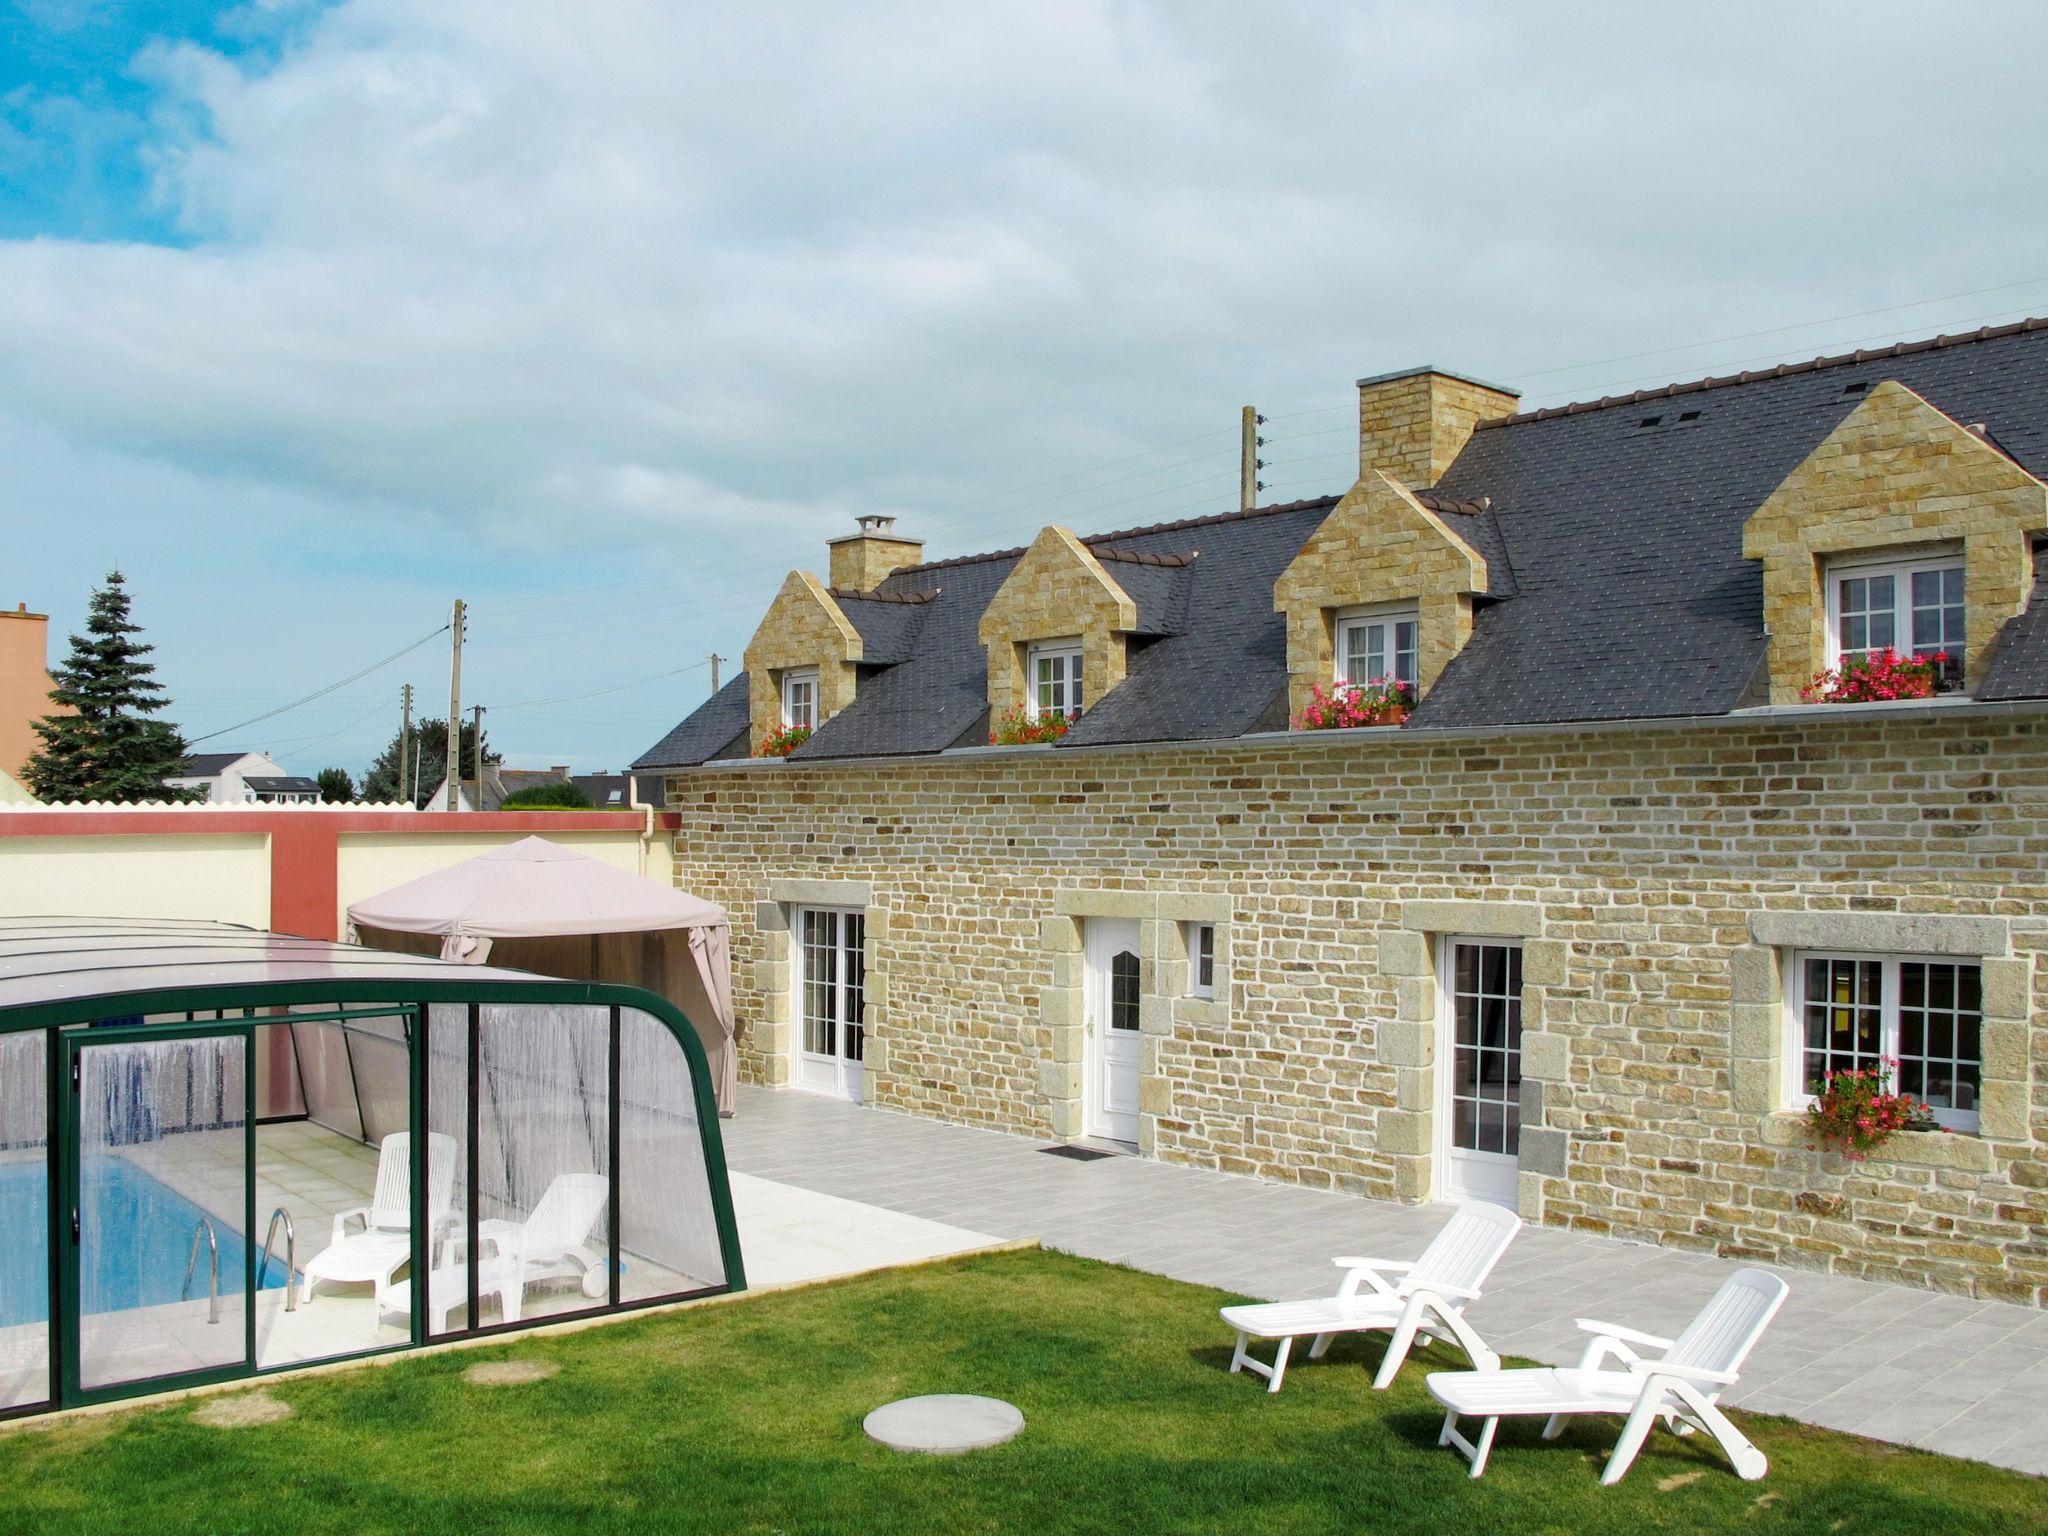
637,320 -> 2048,1303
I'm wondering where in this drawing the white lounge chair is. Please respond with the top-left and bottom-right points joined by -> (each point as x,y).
385,1171 -> 610,1331
298,1132 -> 458,1306
1219,1201 -> 1522,1393
1428,1267 -> 1789,1484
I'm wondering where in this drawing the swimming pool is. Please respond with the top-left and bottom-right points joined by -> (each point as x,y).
0,1159 -> 289,1329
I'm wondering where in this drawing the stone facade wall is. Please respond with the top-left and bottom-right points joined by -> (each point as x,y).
828,532 -> 926,592
1273,471 -> 1484,717
978,527 -> 1135,719
661,706 -> 2048,1304
1744,380 -> 2047,702
1356,369 -> 1521,488
741,571 -> 862,751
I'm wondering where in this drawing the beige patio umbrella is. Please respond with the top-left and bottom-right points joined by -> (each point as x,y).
346,836 -> 737,1114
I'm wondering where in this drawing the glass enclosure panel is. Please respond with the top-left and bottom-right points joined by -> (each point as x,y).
474,1005 -> 610,1327
425,1003 -> 471,1336
253,1014 -> 414,1370
0,1032 -> 49,1409
618,1009 -> 726,1301
291,1021 -> 365,1142
77,1035 -> 251,1391
253,1019 -> 306,1120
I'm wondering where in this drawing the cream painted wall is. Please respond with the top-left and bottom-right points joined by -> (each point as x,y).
334,827 -> 672,937
0,834 -> 271,927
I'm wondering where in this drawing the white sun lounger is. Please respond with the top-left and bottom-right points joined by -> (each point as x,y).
1428,1267 -> 1789,1484
299,1131 -> 458,1306
385,1171 -> 610,1331
1219,1201 -> 1522,1392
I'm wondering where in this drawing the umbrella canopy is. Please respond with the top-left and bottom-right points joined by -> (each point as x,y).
347,837 -> 737,1113
347,835 -> 726,940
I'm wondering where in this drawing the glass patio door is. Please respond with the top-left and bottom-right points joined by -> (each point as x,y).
63,1027 -> 254,1399
1438,940 -> 1523,1206
794,908 -> 865,1101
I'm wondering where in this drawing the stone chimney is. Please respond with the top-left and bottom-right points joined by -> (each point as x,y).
1356,367 -> 1520,489
828,513 -> 925,592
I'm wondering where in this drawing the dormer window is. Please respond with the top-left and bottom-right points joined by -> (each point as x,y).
1335,605 -> 1420,691
1826,552 -> 1965,687
782,668 -> 820,730
1028,641 -> 1084,719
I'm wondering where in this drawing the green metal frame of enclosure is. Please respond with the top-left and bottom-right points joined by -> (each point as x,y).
4,973 -> 746,1417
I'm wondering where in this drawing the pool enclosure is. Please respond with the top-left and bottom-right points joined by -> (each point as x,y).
0,917 -> 745,1416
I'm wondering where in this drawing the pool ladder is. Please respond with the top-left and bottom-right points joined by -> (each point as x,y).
180,1219 -> 221,1325
178,1207 -> 297,1325
260,1207 -> 297,1313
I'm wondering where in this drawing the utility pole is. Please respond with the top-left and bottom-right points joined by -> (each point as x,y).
709,653 -> 725,693
447,598 -> 465,811
1239,406 -> 1266,512
397,683 -> 413,805
472,704 -> 486,812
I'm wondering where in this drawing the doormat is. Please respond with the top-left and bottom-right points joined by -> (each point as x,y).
1040,1144 -> 1115,1161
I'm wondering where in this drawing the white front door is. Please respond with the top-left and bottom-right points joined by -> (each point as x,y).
1437,937 -> 1523,1205
1084,918 -> 1142,1143
794,907 -> 865,1101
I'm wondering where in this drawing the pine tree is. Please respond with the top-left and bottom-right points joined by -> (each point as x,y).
360,716 -> 492,807
24,571 -> 189,803
315,767 -> 357,803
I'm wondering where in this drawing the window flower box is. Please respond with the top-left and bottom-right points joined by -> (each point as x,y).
757,723 -> 813,758
1804,1062 -> 1942,1161
1295,678 -> 1413,731
991,706 -> 1071,746
1801,647 -> 1950,704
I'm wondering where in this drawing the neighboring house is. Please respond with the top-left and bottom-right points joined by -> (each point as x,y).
169,750 -> 297,804
241,775 -> 324,804
638,318 -> 2048,1305
0,602 -> 64,782
427,764 -> 654,810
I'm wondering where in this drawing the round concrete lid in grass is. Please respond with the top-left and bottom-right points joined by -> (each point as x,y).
465,1359 -> 561,1387
192,1390 -> 293,1428
863,1394 -> 1024,1454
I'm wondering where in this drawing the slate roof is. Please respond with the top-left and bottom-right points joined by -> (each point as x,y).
243,776 -> 322,798
177,751 -> 251,776
637,320 -> 2048,768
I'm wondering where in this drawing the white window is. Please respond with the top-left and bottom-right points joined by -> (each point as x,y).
1027,642 -> 1084,720
1335,605 -> 1420,691
1186,923 -> 1215,999
1791,953 -> 1981,1132
1826,553 -> 1965,687
781,668 -> 819,730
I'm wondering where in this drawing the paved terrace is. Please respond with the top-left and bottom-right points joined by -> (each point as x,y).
723,1085 -> 2048,1476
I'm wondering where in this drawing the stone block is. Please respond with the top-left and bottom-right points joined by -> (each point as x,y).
1520,1030 -> 1569,1083
1979,1019 -> 2027,1084
1978,955 -> 2033,1021
767,877 -> 873,907
1521,938 -> 1569,987
1729,1002 -> 1779,1062
1748,911 -> 2008,958
1400,899 -> 1542,938
1377,1019 -> 1433,1069
1039,988 -> 1081,1030
754,901 -> 789,934
1978,1081 -> 2029,1142
1040,915 -> 1082,954
1731,1058 -> 1777,1114
1518,1127 -> 1570,1177
1376,928 -> 1433,978
1053,889 -> 1156,920
1378,1109 -> 1431,1156
1519,1078 -> 1545,1121
1390,1155 -> 1432,1204
1140,1075 -> 1174,1114
1395,1066 -> 1433,1113
1039,1060 -> 1082,1101
863,1039 -> 890,1077
1516,1171 -> 1549,1222
1728,944 -> 1780,1004
1158,892 -> 1232,923
1394,975 -> 1435,1023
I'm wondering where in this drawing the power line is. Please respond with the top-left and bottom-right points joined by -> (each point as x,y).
187,623 -> 450,744
490,658 -> 712,712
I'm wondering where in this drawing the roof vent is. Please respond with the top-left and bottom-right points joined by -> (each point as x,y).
1636,415 -> 1663,430
1677,409 -> 1701,423
1842,380 -> 1870,396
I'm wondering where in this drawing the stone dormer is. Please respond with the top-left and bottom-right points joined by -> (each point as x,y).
978,527 -> 1137,724
1356,367 -> 1520,489
742,571 -> 862,752
828,514 -> 925,592
1272,471 -> 1490,721
1744,380 -> 2048,702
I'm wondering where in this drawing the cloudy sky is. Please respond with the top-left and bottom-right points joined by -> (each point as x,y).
6,1 -> 2048,781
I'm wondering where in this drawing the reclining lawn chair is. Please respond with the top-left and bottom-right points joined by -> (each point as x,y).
299,1132 -> 457,1306
1219,1201 -> 1522,1392
1427,1267 -> 1789,1484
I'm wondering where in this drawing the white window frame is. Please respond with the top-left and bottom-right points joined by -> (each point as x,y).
1784,950 -> 1982,1133
781,668 -> 820,731
1823,549 -> 1965,686
1026,640 -> 1084,720
1185,922 -> 1215,999
1333,603 -> 1420,691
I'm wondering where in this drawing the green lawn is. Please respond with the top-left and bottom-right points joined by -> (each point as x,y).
1,1249 -> 2039,1536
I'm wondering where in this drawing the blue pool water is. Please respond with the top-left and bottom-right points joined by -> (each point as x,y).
0,1159 -> 289,1329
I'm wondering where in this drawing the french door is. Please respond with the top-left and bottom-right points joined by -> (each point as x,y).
1437,939 -> 1522,1206
794,909 -> 866,1101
